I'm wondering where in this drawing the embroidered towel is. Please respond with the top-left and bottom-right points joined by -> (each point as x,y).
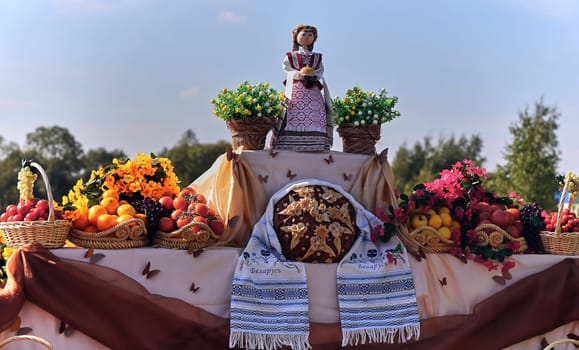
229,179 -> 420,349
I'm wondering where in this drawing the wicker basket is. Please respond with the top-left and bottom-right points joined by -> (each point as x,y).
473,223 -> 527,253
0,161 -> 70,249
226,116 -> 275,150
153,222 -> 219,250
0,335 -> 53,349
540,179 -> 579,255
408,226 -> 453,253
409,223 -> 527,254
68,218 -> 148,249
542,338 -> 579,350
337,123 -> 381,155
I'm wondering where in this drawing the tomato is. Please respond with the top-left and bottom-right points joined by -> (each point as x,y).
209,218 -> 225,235
176,215 -> 193,229
194,203 -> 210,218
36,199 -> 50,212
159,216 -> 176,233
170,208 -> 184,221
173,197 -> 187,211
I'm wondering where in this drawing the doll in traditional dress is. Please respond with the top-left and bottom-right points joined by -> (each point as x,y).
271,24 -> 333,152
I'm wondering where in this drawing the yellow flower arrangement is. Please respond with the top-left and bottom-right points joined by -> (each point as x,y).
61,153 -> 180,220
211,81 -> 285,121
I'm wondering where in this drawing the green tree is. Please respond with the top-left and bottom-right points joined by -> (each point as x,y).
392,134 -> 486,195
487,99 -> 560,211
23,126 -> 85,201
0,143 -> 23,209
158,130 -> 229,186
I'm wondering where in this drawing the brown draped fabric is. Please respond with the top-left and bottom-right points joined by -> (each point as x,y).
1,243 -> 577,350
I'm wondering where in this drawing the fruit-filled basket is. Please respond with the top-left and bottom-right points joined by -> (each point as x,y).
540,174 -> 579,255
69,218 -> 148,249
0,160 -> 70,248
152,187 -> 224,250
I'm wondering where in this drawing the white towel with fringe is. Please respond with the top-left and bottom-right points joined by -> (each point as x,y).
229,179 -> 420,350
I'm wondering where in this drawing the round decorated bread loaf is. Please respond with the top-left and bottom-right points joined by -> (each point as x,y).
273,185 -> 358,263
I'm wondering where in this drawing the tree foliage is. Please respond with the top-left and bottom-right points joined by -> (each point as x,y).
158,129 -> 229,186
391,134 -> 486,195
487,99 -> 560,211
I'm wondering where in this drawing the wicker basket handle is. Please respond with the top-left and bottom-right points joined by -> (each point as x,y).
553,178 -> 570,238
24,160 -> 56,223
0,334 -> 54,349
542,338 -> 579,350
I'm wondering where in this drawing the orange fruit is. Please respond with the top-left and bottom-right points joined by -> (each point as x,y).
102,189 -> 120,201
135,213 -> 147,225
84,225 -> 99,233
97,214 -> 118,231
72,209 -> 89,230
117,214 -> 134,224
101,197 -> 120,215
88,205 -> 107,226
117,203 -> 137,217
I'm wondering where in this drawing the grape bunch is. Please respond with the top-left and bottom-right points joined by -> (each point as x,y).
17,166 -> 38,202
520,203 -> 545,252
130,197 -> 171,241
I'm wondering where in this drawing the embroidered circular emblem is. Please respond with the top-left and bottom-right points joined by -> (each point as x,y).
273,184 -> 358,263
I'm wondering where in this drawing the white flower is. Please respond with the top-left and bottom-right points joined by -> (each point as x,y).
354,121 -> 360,126
373,120 -> 378,124
257,112 -> 262,117
367,110 -> 372,114
265,102 -> 270,107
362,102 -> 367,107
360,119 -> 366,125
357,111 -> 362,115
374,114 -> 379,119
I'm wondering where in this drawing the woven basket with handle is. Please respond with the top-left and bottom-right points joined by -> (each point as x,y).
540,178 -> 579,255
0,161 -> 70,248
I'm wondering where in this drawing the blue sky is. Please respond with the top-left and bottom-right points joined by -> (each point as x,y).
1,0 -> 578,175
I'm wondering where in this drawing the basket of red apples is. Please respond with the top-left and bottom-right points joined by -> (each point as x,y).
0,161 -> 70,248
540,176 -> 578,255
473,201 -> 528,253
153,187 -> 225,250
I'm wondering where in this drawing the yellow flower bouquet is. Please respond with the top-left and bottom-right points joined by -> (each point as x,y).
332,86 -> 400,126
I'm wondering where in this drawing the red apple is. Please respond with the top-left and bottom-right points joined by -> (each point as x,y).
158,195 -> 174,212
505,224 -> 521,238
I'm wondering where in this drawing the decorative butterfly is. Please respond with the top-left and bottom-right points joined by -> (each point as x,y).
190,282 -> 201,293
269,149 -> 279,158
85,246 -> 105,264
258,174 -> 269,183
324,154 -> 334,164
16,326 -> 33,336
287,169 -> 296,180
438,277 -> 447,286
58,320 -> 75,337
492,275 -> 506,285
141,261 -> 161,279
343,173 -> 353,181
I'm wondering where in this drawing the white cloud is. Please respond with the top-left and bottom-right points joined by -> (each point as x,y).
178,87 -> 202,99
54,0 -> 120,14
509,0 -> 579,19
217,11 -> 245,24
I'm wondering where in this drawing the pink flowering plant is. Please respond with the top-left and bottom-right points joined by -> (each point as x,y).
375,159 -> 520,272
